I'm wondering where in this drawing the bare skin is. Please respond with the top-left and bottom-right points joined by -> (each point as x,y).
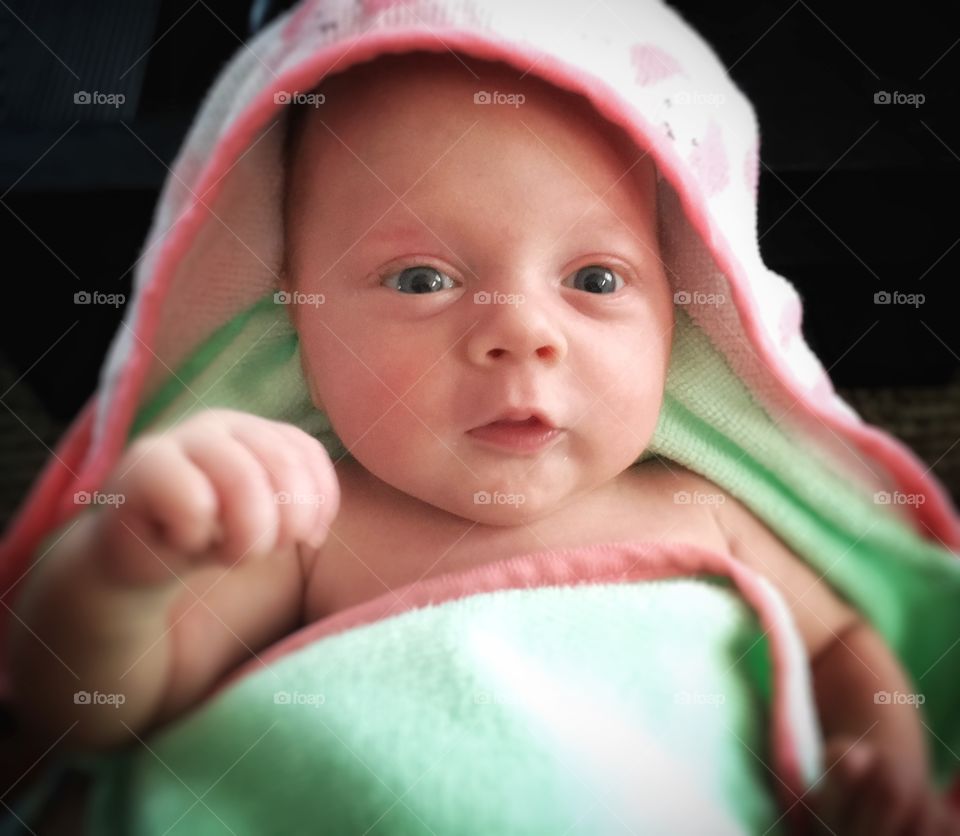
8,53 -> 959,835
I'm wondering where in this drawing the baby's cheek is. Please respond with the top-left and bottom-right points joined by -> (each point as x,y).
357,344 -> 432,405
326,352 -> 433,437
607,351 -> 667,438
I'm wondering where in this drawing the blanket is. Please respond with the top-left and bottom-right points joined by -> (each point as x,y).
77,544 -> 818,836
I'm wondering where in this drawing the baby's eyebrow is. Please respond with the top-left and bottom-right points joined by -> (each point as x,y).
566,213 -> 656,253
367,223 -> 434,244
573,210 -> 635,236
365,216 -> 655,267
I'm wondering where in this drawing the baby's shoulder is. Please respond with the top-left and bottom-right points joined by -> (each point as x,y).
636,459 -> 778,551
655,459 -> 813,570
655,461 -> 863,660
630,457 -> 727,510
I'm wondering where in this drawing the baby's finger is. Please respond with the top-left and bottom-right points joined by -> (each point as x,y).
99,437 -> 220,582
896,793 -> 932,836
937,799 -> 960,836
854,763 -> 917,836
808,773 -> 842,831
178,431 -> 279,565
226,420 -> 319,553
271,422 -> 340,545
827,742 -> 879,835
808,743 -> 852,830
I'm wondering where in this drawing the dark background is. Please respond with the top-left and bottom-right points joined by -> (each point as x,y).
1,0 -> 958,527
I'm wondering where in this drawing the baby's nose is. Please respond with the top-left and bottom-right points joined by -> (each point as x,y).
465,298 -> 566,366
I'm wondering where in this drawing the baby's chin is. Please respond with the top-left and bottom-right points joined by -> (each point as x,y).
434,481 -> 586,529
458,501 -> 552,528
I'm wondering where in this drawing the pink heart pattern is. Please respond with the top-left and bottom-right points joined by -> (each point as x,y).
630,44 -> 685,86
689,119 -> 729,197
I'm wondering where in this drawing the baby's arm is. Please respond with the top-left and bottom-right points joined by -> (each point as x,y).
714,487 -> 927,769
6,409 -> 338,750
708,479 -> 960,834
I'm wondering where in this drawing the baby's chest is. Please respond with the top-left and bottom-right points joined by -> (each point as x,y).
302,467 -> 730,624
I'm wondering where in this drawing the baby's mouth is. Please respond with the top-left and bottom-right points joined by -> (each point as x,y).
484,417 -> 545,429
466,415 -> 564,454
469,408 -> 559,431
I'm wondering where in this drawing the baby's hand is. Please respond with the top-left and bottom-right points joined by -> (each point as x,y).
811,736 -> 960,835
92,408 -> 339,587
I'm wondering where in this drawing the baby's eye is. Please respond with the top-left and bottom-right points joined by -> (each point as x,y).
563,265 -> 624,294
382,265 -> 457,294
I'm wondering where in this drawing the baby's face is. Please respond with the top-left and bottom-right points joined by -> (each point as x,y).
283,55 -> 674,525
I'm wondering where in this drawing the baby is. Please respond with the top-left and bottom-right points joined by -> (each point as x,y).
8,52 -> 959,835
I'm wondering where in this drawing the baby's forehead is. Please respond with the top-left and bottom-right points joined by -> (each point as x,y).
320,51 -> 534,106
297,51 -> 655,194
282,52 -> 663,280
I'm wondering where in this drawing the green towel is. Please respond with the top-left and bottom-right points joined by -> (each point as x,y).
84,578 -> 803,835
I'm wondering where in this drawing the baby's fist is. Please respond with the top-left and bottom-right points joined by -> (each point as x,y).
94,409 -> 339,585
811,736 -> 960,836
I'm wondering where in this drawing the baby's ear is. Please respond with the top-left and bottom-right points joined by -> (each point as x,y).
309,384 -> 326,414
300,354 -> 326,413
